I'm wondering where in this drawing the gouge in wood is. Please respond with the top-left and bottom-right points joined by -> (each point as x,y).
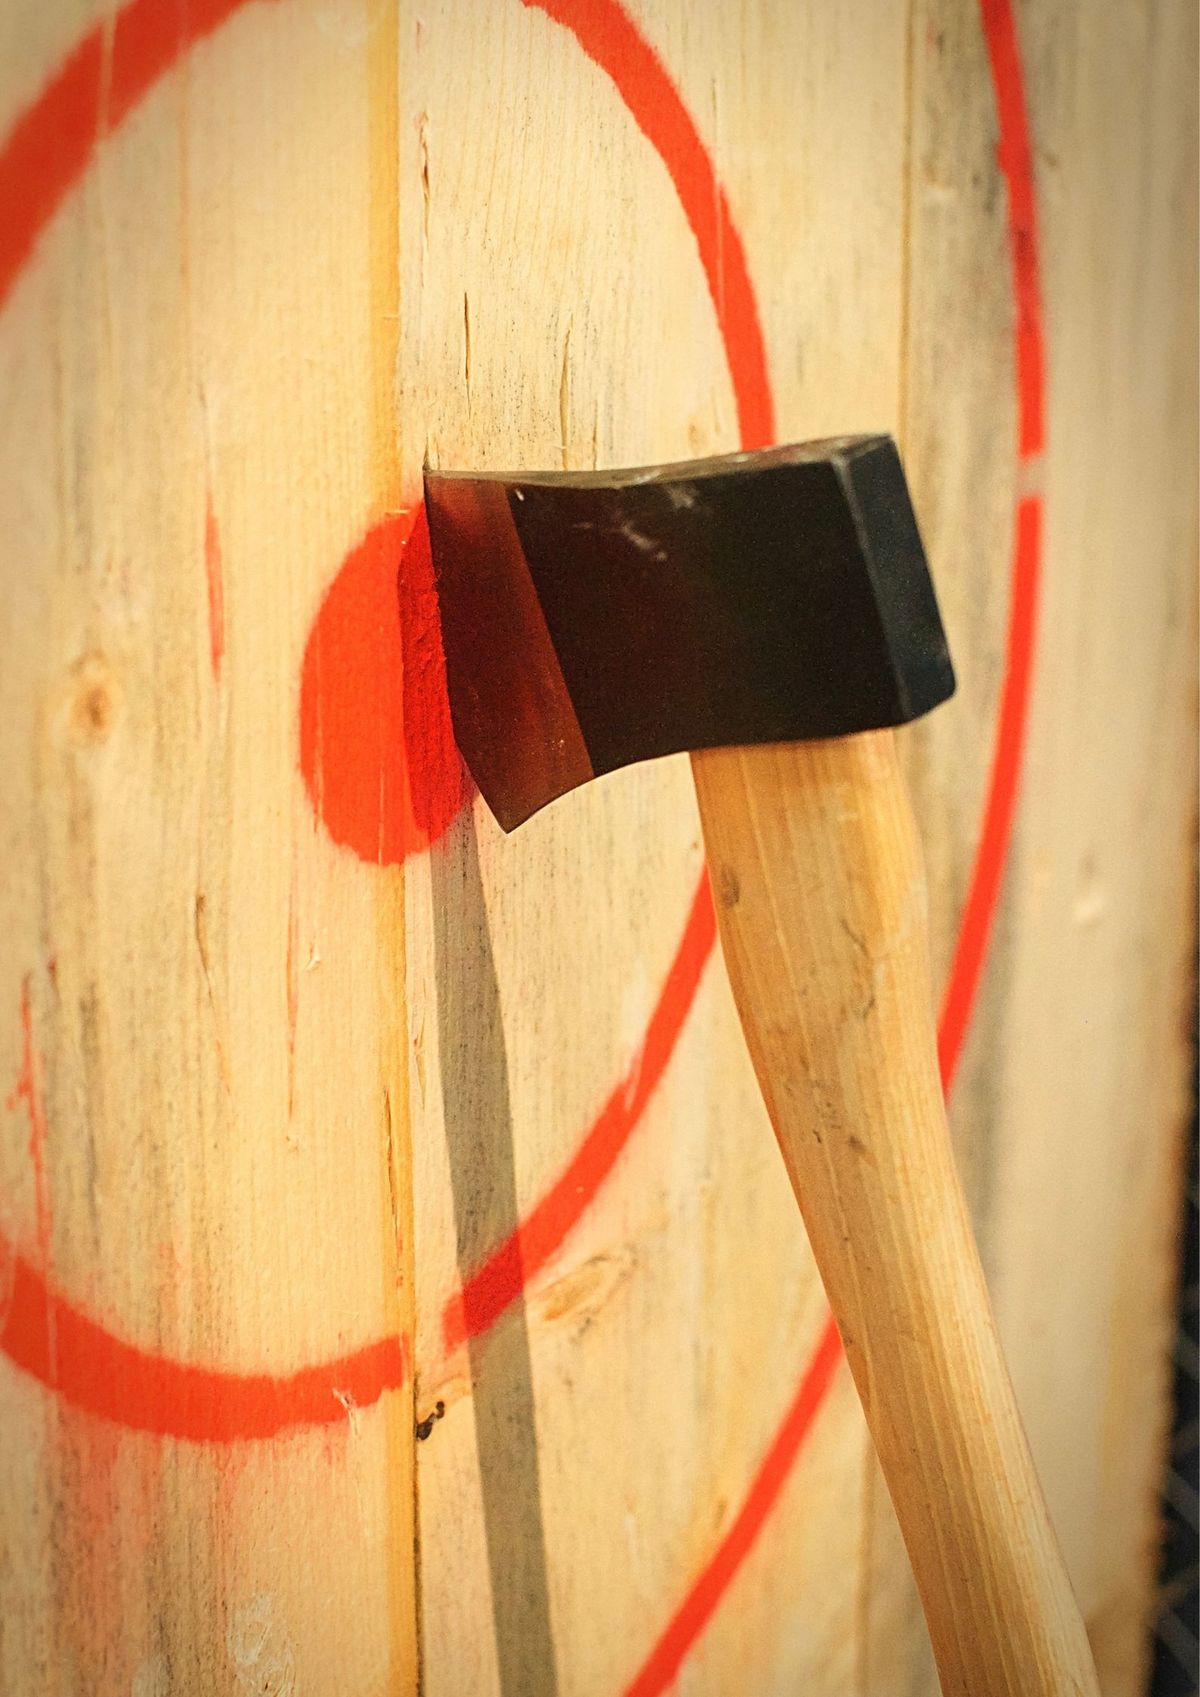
423,437 -> 1099,1697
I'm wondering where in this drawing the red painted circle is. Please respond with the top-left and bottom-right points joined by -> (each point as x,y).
298,507 -> 465,864
0,1 -> 1045,1686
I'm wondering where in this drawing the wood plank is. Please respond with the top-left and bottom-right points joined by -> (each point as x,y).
892,3 -> 1198,1691
0,0 -> 1192,1692
0,2 -> 418,1689
982,2 -> 1197,1686
402,4 -> 914,1692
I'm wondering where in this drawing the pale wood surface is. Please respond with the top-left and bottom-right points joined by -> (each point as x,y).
0,3 -> 419,1691
0,3 -> 1194,1695
902,4 -> 1199,1691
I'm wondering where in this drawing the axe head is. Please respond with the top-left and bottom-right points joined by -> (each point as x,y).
423,435 -> 954,831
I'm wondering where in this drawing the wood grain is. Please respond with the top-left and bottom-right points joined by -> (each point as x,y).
692,729 -> 1099,1695
0,2 -> 419,1689
0,0 -> 1192,1692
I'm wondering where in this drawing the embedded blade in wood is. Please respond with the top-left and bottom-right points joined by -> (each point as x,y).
423,438 -> 1100,1697
425,436 -> 952,830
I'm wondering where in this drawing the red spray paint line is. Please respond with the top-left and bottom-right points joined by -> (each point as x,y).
0,0 -> 279,315
0,1245 -> 409,1442
443,875 -> 716,1353
624,1314 -> 843,1697
4,985 -> 409,1441
0,0 -> 742,1441
524,0 -> 775,453
0,869 -> 706,1440
935,0 -> 1046,1076
620,2 -> 1045,1685
980,0 -> 1045,460
0,0 -> 429,1437
437,0 -> 774,1351
0,1 -> 1045,1686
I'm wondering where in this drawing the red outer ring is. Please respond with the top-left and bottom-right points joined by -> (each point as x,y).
0,0 -> 1044,1684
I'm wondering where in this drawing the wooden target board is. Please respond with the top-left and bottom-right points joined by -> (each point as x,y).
0,2 -> 1194,1693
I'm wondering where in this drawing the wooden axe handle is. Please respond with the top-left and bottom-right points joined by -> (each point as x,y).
690,730 -> 1099,1697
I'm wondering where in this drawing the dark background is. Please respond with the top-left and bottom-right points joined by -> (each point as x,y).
1151,1045 -> 1198,1697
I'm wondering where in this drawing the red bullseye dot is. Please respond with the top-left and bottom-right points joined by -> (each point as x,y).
298,506 -> 468,864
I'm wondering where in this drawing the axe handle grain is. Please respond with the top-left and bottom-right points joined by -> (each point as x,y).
690,729 -> 1099,1697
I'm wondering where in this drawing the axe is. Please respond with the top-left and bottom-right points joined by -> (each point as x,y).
423,437 -> 1099,1696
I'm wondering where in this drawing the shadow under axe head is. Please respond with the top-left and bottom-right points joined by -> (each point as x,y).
423,434 -> 955,831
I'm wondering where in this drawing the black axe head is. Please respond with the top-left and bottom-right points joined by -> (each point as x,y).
423,435 -> 954,831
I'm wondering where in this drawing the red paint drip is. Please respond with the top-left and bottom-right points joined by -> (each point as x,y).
524,0 -> 775,451
55,1408 -> 128,1682
203,490 -> 225,679
53,1402 -> 165,1688
443,875 -> 717,1353
8,978 -> 52,1283
624,1315 -> 842,1697
298,508 -> 463,865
